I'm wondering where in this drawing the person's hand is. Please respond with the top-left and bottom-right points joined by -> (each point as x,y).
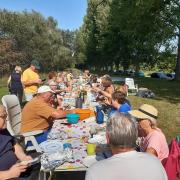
104,97 -> 110,105
34,79 -> 42,84
57,106 -> 63,110
69,109 -> 76,114
92,86 -> 101,93
8,163 -> 27,179
20,155 -> 33,161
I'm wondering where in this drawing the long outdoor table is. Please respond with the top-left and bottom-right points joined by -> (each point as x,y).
39,116 -> 106,180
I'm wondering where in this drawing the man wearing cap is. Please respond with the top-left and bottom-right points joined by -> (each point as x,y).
21,85 -> 74,143
22,60 -> 42,101
129,104 -> 169,162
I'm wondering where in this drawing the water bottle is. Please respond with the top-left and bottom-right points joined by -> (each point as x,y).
75,97 -> 83,108
96,105 -> 104,124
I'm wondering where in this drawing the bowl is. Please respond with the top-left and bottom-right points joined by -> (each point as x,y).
66,113 -> 80,124
75,109 -> 92,120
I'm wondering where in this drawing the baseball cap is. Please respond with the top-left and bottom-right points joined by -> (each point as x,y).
31,60 -> 40,70
128,104 -> 158,120
37,85 -> 55,94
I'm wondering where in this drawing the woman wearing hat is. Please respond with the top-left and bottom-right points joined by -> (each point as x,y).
129,104 -> 169,162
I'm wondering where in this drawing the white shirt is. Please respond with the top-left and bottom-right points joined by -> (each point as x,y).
85,151 -> 167,180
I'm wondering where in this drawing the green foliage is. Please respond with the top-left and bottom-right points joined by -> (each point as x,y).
0,9 -> 78,73
76,0 -> 180,77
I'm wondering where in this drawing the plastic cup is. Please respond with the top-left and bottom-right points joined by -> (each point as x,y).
86,143 -> 96,156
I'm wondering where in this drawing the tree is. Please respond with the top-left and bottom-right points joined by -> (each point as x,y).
0,9 -> 77,73
80,0 -> 111,70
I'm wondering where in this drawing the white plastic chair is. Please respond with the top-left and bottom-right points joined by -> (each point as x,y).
1,95 -> 43,152
125,78 -> 138,95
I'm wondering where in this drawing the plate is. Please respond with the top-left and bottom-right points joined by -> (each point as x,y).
39,140 -> 63,153
82,155 -> 97,167
88,135 -> 107,144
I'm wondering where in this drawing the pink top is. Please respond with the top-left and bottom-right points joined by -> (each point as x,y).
140,128 -> 169,161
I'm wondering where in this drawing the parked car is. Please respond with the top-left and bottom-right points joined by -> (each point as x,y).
112,69 -> 124,75
166,73 -> 175,79
151,72 -> 172,80
125,69 -> 135,76
135,71 -> 145,77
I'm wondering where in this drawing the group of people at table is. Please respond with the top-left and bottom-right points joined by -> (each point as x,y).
1,60 -> 169,179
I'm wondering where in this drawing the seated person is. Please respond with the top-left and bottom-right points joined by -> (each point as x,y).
109,91 -> 131,116
47,71 -> 57,84
85,112 -> 167,180
0,105 -> 33,179
118,83 -> 128,96
93,75 -> 114,104
56,77 -> 72,92
129,104 -> 169,162
21,85 -> 74,143
117,83 -> 131,106
48,80 -> 63,108
87,74 -> 98,87
83,69 -> 91,81
66,72 -> 74,82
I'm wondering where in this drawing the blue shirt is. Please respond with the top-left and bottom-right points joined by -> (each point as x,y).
109,103 -> 131,117
118,103 -> 131,113
0,129 -> 18,170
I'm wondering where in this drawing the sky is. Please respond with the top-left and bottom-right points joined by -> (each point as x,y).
0,0 -> 87,30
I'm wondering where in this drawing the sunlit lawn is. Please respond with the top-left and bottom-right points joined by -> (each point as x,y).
127,77 -> 180,142
0,76 -> 179,141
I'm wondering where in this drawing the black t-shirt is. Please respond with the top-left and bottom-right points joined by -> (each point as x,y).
0,129 -> 18,170
10,72 -> 23,91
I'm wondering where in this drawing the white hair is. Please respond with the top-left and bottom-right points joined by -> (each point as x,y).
106,112 -> 138,148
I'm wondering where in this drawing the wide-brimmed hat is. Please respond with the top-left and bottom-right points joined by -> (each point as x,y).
129,104 -> 158,120
37,85 -> 55,94
31,60 -> 40,70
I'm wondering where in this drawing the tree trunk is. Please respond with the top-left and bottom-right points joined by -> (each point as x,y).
175,28 -> 180,80
135,62 -> 140,73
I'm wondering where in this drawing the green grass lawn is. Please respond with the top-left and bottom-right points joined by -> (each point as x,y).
128,77 -> 180,142
0,76 -> 179,141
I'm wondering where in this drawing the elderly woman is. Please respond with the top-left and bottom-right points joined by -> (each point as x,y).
129,104 -> 169,161
0,105 -> 33,179
86,112 -> 167,180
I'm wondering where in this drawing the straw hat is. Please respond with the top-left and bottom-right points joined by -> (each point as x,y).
129,104 -> 158,120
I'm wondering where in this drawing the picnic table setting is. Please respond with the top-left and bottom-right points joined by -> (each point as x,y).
39,79 -> 111,175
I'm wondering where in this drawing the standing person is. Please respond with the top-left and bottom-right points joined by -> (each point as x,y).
7,66 -> 23,105
85,113 -> 167,180
22,60 -> 42,102
129,104 -> 169,162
